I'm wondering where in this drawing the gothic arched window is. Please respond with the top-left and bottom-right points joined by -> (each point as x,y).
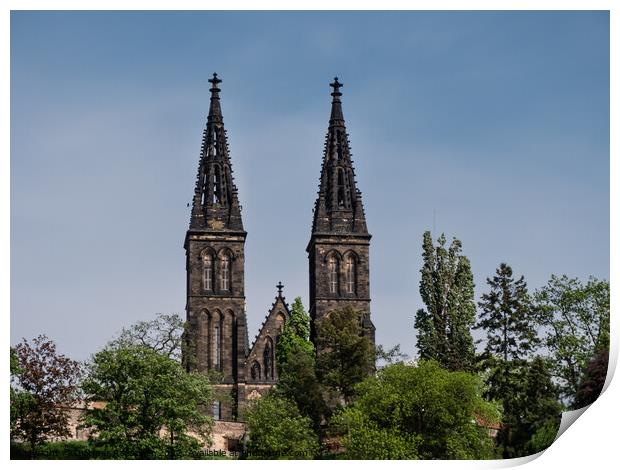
214,315 -> 222,371
345,254 -> 356,294
275,313 -> 286,334
336,130 -> 343,161
263,338 -> 274,380
328,254 -> 339,294
337,168 -> 346,207
212,164 -> 222,204
201,171 -> 209,206
251,361 -> 261,381
201,310 -> 211,367
212,400 -> 221,420
219,252 -> 230,292
202,252 -> 214,291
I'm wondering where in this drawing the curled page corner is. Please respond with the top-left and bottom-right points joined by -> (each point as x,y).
489,406 -> 597,468
497,346 -> 616,467
555,406 -> 589,441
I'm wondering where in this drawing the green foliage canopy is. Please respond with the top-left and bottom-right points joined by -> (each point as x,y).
244,394 -> 320,459
109,313 -> 186,362
332,361 -> 500,460
533,275 -> 610,403
490,357 -> 562,458
81,345 -> 213,459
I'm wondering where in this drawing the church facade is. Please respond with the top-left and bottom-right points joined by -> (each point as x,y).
183,74 -> 375,421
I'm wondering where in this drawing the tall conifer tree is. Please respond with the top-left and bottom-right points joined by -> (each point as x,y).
476,263 -> 538,362
414,231 -> 476,372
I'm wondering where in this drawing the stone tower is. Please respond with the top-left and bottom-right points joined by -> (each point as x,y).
307,78 -> 375,346
184,73 -> 248,420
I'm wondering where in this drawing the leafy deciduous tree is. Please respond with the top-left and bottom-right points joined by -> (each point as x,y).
109,313 -> 186,362
331,361 -> 499,460
375,344 -> 408,368
81,345 -> 213,459
533,275 -> 609,403
574,347 -> 609,409
414,231 -> 476,372
10,335 -> 83,456
244,394 -> 320,459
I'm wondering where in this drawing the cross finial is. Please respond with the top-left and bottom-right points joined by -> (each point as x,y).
209,72 -> 222,92
330,77 -> 343,98
276,281 -> 284,296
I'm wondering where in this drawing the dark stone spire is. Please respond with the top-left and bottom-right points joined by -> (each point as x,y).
311,77 -> 368,234
329,77 -> 345,124
208,73 -> 223,123
189,73 -> 244,232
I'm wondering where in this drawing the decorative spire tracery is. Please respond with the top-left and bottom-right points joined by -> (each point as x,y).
190,73 -> 244,231
312,77 -> 368,234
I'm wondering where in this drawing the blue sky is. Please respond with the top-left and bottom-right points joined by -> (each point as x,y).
11,11 -> 609,360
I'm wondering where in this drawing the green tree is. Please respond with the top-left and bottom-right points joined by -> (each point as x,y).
490,357 -> 562,458
533,275 -> 610,403
109,313 -> 186,362
10,336 -> 83,457
476,263 -> 538,362
414,231 -> 476,372
315,307 -> 375,404
275,342 -> 325,431
375,344 -> 408,368
331,407 -> 420,459
81,345 -> 213,459
275,297 -> 314,369
274,298 -> 325,431
574,347 -> 609,409
331,361 -> 499,459
244,394 -> 320,459
518,357 -> 562,455
475,263 -> 545,457
10,348 -> 23,435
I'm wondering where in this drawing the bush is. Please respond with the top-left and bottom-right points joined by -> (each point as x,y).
11,441 -> 91,460
244,394 -> 320,459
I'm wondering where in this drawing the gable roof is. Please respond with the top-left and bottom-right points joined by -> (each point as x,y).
247,293 -> 290,358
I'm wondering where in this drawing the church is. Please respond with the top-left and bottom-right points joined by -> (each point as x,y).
183,74 -> 375,422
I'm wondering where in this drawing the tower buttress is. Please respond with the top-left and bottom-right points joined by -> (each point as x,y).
184,73 -> 247,421
307,78 -> 375,348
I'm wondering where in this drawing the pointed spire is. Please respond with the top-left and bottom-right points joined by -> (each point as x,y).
189,73 -> 244,232
329,77 -> 345,125
208,73 -> 223,123
311,77 -> 368,235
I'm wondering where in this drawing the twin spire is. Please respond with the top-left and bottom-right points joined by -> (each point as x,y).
190,73 -> 368,236
313,77 -> 368,234
189,73 -> 243,232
